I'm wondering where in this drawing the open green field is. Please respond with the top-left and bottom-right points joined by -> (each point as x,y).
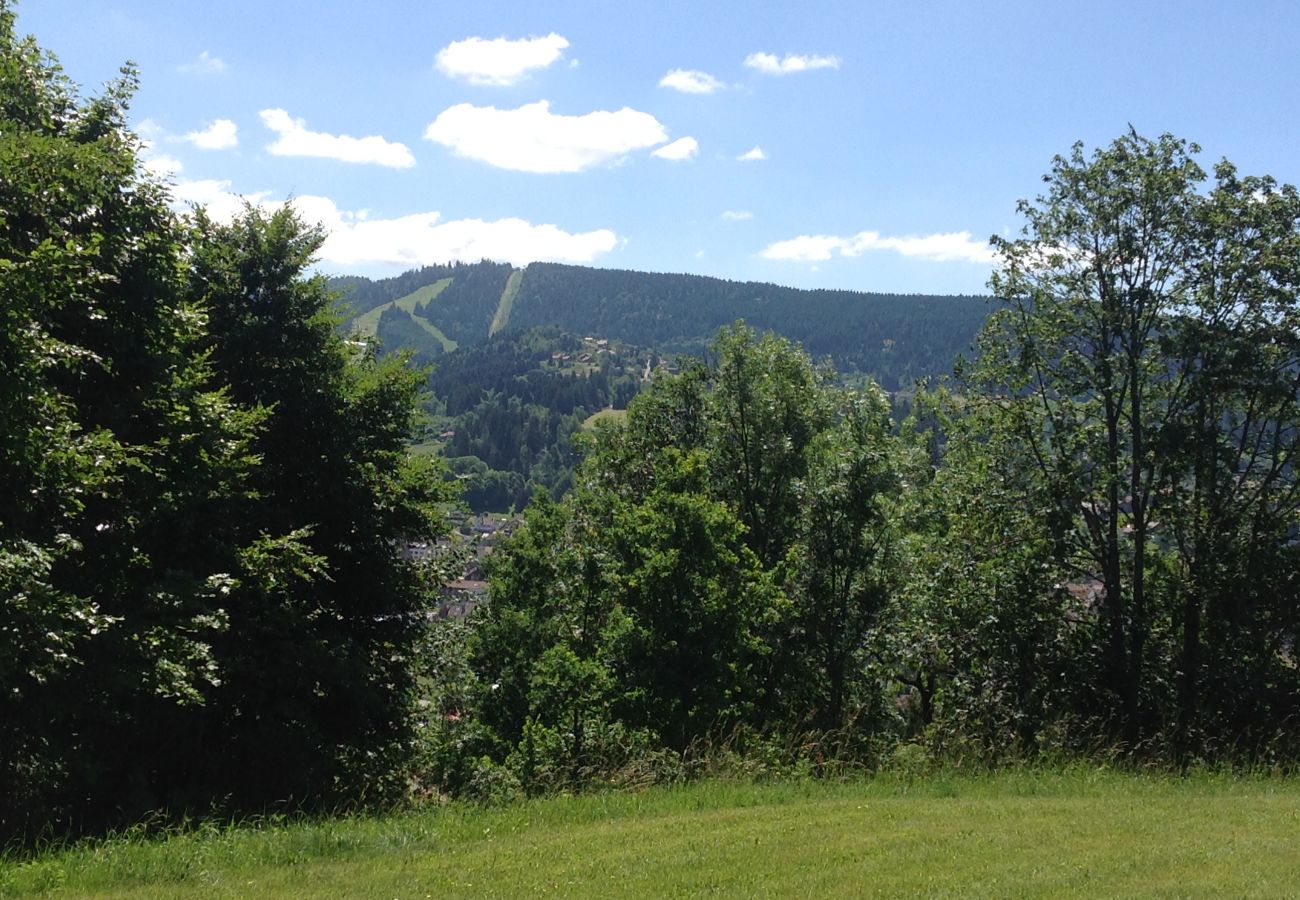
350,278 -> 457,351
5,770 -> 1299,898
582,406 -> 629,429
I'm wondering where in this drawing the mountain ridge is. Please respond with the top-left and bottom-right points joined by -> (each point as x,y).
328,260 -> 997,510
332,260 -> 994,389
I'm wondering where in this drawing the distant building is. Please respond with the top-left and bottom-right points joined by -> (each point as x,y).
436,579 -> 488,619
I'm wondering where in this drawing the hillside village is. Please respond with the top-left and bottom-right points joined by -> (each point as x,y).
404,511 -> 521,618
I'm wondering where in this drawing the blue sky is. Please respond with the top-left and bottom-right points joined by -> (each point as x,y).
17,0 -> 1300,295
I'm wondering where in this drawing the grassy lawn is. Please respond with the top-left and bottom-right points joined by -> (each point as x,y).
5,770 -> 1299,898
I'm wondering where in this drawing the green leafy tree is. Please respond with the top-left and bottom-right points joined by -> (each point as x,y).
0,6 -> 114,822
601,450 -> 780,749
1,3 -> 270,834
2,6 -> 456,836
1158,163 -> 1300,755
787,386 -> 903,729
461,324 -> 907,790
705,325 -> 832,571
974,131 -> 1300,753
187,205 -> 455,806
896,391 -> 1080,754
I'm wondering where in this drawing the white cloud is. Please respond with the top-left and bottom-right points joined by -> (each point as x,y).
737,146 -> 767,162
652,136 -> 698,161
179,50 -> 226,75
762,230 -> 994,264
761,234 -> 844,262
259,109 -> 415,168
721,210 -> 753,221
143,153 -> 184,177
169,178 -> 270,222
436,33 -> 569,86
744,52 -> 841,75
317,210 -> 620,268
847,231 -> 996,263
184,118 -> 238,150
168,183 -> 617,267
137,118 -> 166,141
659,68 -> 725,94
424,100 -> 668,173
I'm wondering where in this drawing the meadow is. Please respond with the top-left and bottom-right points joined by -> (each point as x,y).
5,768 -> 1299,898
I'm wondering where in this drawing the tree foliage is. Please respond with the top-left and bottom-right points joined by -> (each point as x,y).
966,131 -> 1300,754
7,3 -> 1300,832
186,205 -> 455,807
0,9 -> 450,840
451,325 -> 905,787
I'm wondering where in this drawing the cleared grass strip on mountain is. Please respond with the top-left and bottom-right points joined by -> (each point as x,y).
489,269 -> 524,337
350,277 -> 455,349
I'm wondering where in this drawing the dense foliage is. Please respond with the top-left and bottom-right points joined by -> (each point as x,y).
5,2 -> 1299,842
421,134 -> 1300,798
0,9 -> 450,842
419,327 -> 909,793
427,328 -> 641,507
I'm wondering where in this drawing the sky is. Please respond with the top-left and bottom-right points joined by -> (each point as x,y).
16,0 -> 1300,295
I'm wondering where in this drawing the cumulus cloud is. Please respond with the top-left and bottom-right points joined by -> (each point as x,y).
744,52 -> 841,75
652,137 -> 698,161
259,109 -> 415,168
169,178 -> 270,222
659,68 -> 725,94
721,210 -> 753,221
169,183 -> 617,267
135,121 -> 184,177
143,153 -> 184,178
761,234 -> 844,262
737,146 -> 767,162
424,100 -> 668,173
435,33 -> 569,86
179,50 -> 226,75
762,230 -> 994,264
315,210 -> 620,268
184,118 -> 238,150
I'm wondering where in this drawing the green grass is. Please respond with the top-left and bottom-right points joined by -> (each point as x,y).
582,406 -> 629,429
349,278 -> 457,351
6,770 -> 1300,897
405,438 -> 443,457
488,269 -> 523,337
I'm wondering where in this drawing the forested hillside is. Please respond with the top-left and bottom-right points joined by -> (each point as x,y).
332,261 -> 993,511
430,328 -> 642,508
511,263 -> 989,388
333,261 -> 991,390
